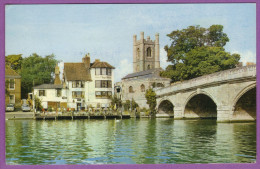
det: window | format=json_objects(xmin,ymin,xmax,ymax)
[
  {"xmin": 147, "ymin": 47, "xmax": 151, "ymax": 57},
  {"xmin": 137, "ymin": 48, "xmax": 140, "ymax": 60},
  {"xmin": 102, "ymin": 68, "xmax": 107, "ymax": 75},
  {"xmin": 95, "ymin": 68, "xmax": 101, "ymax": 75},
  {"xmin": 72, "ymin": 81, "xmax": 84, "ymax": 88},
  {"xmin": 9, "ymin": 95, "xmax": 15, "ymax": 104},
  {"xmin": 141, "ymin": 84, "xmax": 145, "ymax": 92},
  {"xmin": 129, "ymin": 86, "xmax": 134, "ymax": 93},
  {"xmin": 96, "ymin": 68, "xmax": 111, "ymax": 76},
  {"xmin": 72, "ymin": 91, "xmax": 84, "ymax": 99},
  {"xmin": 95, "ymin": 80, "xmax": 101, "ymax": 88},
  {"xmin": 95, "ymin": 91, "xmax": 112, "ymax": 98},
  {"xmin": 39, "ymin": 90, "xmax": 46, "ymax": 96},
  {"xmin": 102, "ymin": 80, "xmax": 108, "ymax": 88},
  {"xmin": 72, "ymin": 81, "xmax": 76, "ymax": 88},
  {"xmin": 95, "ymin": 80, "xmax": 112, "ymax": 88},
  {"xmin": 107, "ymin": 91, "xmax": 112, "ymax": 96},
  {"xmin": 107, "ymin": 68, "xmax": 111, "ymax": 76},
  {"xmin": 95, "ymin": 91, "xmax": 101, "ymax": 97},
  {"xmin": 56, "ymin": 89, "xmax": 61, "ymax": 97},
  {"xmin": 108, "ymin": 81, "xmax": 112, "ymax": 88},
  {"xmin": 9, "ymin": 79, "xmax": 15, "ymax": 89},
  {"xmin": 147, "ymin": 65, "xmax": 151, "ymax": 70}
]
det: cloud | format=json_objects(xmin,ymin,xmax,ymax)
[
  {"xmin": 231, "ymin": 50, "xmax": 256, "ymax": 66},
  {"xmin": 114, "ymin": 59, "xmax": 133, "ymax": 82},
  {"xmin": 160, "ymin": 47, "xmax": 169, "ymax": 69}
]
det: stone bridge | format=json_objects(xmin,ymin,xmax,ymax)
[{"xmin": 155, "ymin": 65, "xmax": 256, "ymax": 122}]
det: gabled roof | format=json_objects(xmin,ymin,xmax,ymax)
[
  {"xmin": 90, "ymin": 61, "xmax": 115, "ymax": 69},
  {"xmin": 64, "ymin": 63, "xmax": 92, "ymax": 81},
  {"xmin": 122, "ymin": 68, "xmax": 163, "ymax": 80},
  {"xmin": 5, "ymin": 66, "xmax": 21, "ymax": 78},
  {"xmin": 33, "ymin": 84, "xmax": 63, "ymax": 89}
]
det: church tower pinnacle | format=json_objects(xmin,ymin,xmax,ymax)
[{"xmin": 133, "ymin": 32, "xmax": 160, "ymax": 73}]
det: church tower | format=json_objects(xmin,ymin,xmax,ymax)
[{"xmin": 133, "ymin": 32, "xmax": 160, "ymax": 73}]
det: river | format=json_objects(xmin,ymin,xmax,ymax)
[{"xmin": 5, "ymin": 118, "xmax": 256, "ymax": 164}]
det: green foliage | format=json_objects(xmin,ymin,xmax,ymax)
[
  {"xmin": 48, "ymin": 106, "xmax": 53, "ymax": 112},
  {"xmin": 34, "ymin": 95, "xmax": 43, "ymax": 111},
  {"xmin": 123, "ymin": 99, "xmax": 139, "ymax": 111},
  {"xmin": 110, "ymin": 95, "xmax": 122, "ymax": 110},
  {"xmin": 162, "ymin": 25, "xmax": 240, "ymax": 82},
  {"xmin": 21, "ymin": 53, "xmax": 58, "ymax": 98},
  {"xmin": 145, "ymin": 88, "xmax": 157, "ymax": 116},
  {"xmin": 5, "ymin": 54, "xmax": 23, "ymax": 73}
]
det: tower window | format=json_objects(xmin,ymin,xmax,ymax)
[
  {"xmin": 137, "ymin": 48, "xmax": 140, "ymax": 60},
  {"xmin": 129, "ymin": 86, "xmax": 134, "ymax": 93},
  {"xmin": 141, "ymin": 84, "xmax": 145, "ymax": 92},
  {"xmin": 147, "ymin": 47, "xmax": 151, "ymax": 57},
  {"xmin": 147, "ymin": 65, "xmax": 151, "ymax": 70}
]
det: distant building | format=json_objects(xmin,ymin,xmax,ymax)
[
  {"xmin": 246, "ymin": 62, "xmax": 256, "ymax": 66},
  {"xmin": 119, "ymin": 32, "xmax": 171, "ymax": 108},
  {"xmin": 5, "ymin": 66, "xmax": 21, "ymax": 108},
  {"xmin": 33, "ymin": 54, "xmax": 115, "ymax": 111}
]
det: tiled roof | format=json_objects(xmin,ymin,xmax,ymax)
[
  {"xmin": 122, "ymin": 68, "xmax": 163, "ymax": 80},
  {"xmin": 5, "ymin": 66, "xmax": 21, "ymax": 78},
  {"xmin": 64, "ymin": 63, "xmax": 92, "ymax": 81},
  {"xmin": 33, "ymin": 84, "xmax": 63, "ymax": 89},
  {"xmin": 91, "ymin": 61, "xmax": 115, "ymax": 69}
]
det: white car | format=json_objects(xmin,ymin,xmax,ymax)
[
  {"xmin": 21, "ymin": 104, "xmax": 31, "ymax": 112},
  {"xmin": 6, "ymin": 104, "xmax": 15, "ymax": 112}
]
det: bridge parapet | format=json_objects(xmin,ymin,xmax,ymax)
[{"xmin": 156, "ymin": 65, "xmax": 256, "ymax": 97}]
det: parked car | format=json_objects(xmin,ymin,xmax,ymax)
[
  {"xmin": 21, "ymin": 104, "xmax": 31, "ymax": 112},
  {"xmin": 6, "ymin": 104, "xmax": 15, "ymax": 112}
]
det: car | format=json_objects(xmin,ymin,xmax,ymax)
[
  {"xmin": 6, "ymin": 104, "xmax": 15, "ymax": 112},
  {"xmin": 21, "ymin": 104, "xmax": 31, "ymax": 112}
]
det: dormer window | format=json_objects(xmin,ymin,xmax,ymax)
[{"xmin": 72, "ymin": 81, "xmax": 84, "ymax": 88}]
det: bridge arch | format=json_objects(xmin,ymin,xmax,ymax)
[
  {"xmin": 184, "ymin": 91, "xmax": 217, "ymax": 119},
  {"xmin": 157, "ymin": 99, "xmax": 174, "ymax": 117},
  {"xmin": 232, "ymin": 83, "xmax": 256, "ymax": 121}
]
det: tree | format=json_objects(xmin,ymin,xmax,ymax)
[
  {"xmin": 21, "ymin": 53, "xmax": 58, "ymax": 98},
  {"xmin": 34, "ymin": 95, "xmax": 43, "ymax": 111},
  {"xmin": 123, "ymin": 99, "xmax": 138, "ymax": 111},
  {"xmin": 5, "ymin": 54, "xmax": 23, "ymax": 73},
  {"xmin": 110, "ymin": 95, "xmax": 122, "ymax": 110},
  {"xmin": 145, "ymin": 88, "xmax": 157, "ymax": 116},
  {"xmin": 162, "ymin": 25, "xmax": 240, "ymax": 82}
]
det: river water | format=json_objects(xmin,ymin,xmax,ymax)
[{"xmin": 5, "ymin": 118, "xmax": 256, "ymax": 164}]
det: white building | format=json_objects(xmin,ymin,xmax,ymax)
[{"xmin": 33, "ymin": 55, "xmax": 115, "ymax": 111}]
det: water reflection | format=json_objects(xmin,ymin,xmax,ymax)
[{"xmin": 6, "ymin": 119, "xmax": 256, "ymax": 164}]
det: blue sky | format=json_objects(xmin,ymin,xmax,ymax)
[{"xmin": 5, "ymin": 3, "xmax": 256, "ymax": 82}]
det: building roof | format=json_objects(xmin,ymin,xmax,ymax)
[
  {"xmin": 90, "ymin": 61, "xmax": 115, "ymax": 69},
  {"xmin": 64, "ymin": 63, "xmax": 92, "ymax": 81},
  {"xmin": 122, "ymin": 68, "xmax": 163, "ymax": 80},
  {"xmin": 33, "ymin": 84, "xmax": 63, "ymax": 89},
  {"xmin": 5, "ymin": 66, "xmax": 21, "ymax": 78}
]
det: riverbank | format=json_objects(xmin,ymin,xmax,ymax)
[{"xmin": 5, "ymin": 111, "xmax": 34, "ymax": 120}]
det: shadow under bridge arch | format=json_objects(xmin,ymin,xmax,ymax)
[
  {"xmin": 157, "ymin": 100, "xmax": 174, "ymax": 118},
  {"xmin": 184, "ymin": 93, "xmax": 217, "ymax": 120}
]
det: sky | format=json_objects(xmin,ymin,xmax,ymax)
[{"xmin": 5, "ymin": 3, "xmax": 256, "ymax": 82}]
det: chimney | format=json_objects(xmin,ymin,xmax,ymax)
[
  {"xmin": 54, "ymin": 64, "xmax": 62, "ymax": 85},
  {"xmin": 82, "ymin": 53, "xmax": 90, "ymax": 68}
]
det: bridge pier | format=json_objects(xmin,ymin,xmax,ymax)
[
  {"xmin": 173, "ymin": 107, "xmax": 184, "ymax": 120},
  {"xmin": 217, "ymin": 106, "xmax": 233, "ymax": 122}
]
